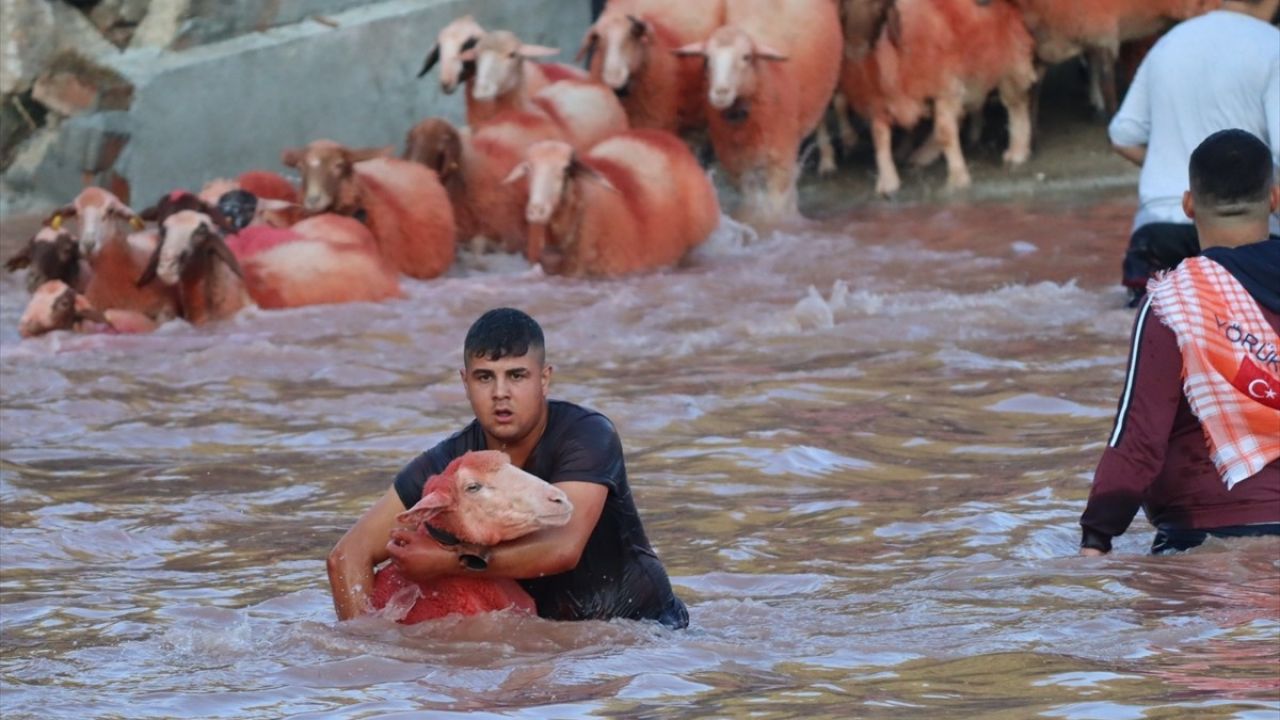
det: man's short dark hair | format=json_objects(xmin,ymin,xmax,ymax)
[
  {"xmin": 464, "ymin": 307, "xmax": 545, "ymax": 364},
  {"xmin": 1189, "ymin": 129, "xmax": 1275, "ymax": 217}
]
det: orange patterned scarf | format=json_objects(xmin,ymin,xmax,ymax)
[{"xmin": 1148, "ymin": 256, "xmax": 1280, "ymax": 489}]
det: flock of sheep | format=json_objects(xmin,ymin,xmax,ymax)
[{"xmin": 5, "ymin": 0, "xmax": 1218, "ymax": 338}]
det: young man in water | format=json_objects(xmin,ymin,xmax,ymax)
[
  {"xmin": 327, "ymin": 307, "xmax": 689, "ymax": 627},
  {"xmin": 1108, "ymin": 0, "xmax": 1279, "ymax": 307},
  {"xmin": 1079, "ymin": 129, "xmax": 1280, "ymax": 556}
]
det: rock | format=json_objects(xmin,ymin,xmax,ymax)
[
  {"xmin": 129, "ymin": 0, "xmax": 193, "ymax": 50},
  {"xmin": 0, "ymin": 0, "xmax": 119, "ymax": 96},
  {"xmin": 88, "ymin": 0, "xmax": 154, "ymax": 49},
  {"xmin": 31, "ymin": 53, "xmax": 134, "ymax": 116}
]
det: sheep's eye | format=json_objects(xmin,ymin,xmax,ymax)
[
  {"xmin": 465, "ymin": 483, "xmax": 482, "ymax": 493},
  {"xmin": 742, "ymin": 54, "xmax": 751, "ymax": 62}
]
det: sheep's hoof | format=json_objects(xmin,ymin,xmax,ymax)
[
  {"xmin": 944, "ymin": 172, "xmax": 972, "ymax": 193},
  {"xmin": 875, "ymin": 177, "xmax": 901, "ymax": 197},
  {"xmin": 1003, "ymin": 148, "xmax": 1030, "ymax": 167}
]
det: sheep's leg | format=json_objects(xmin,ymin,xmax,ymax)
[
  {"xmin": 1085, "ymin": 44, "xmax": 1119, "ymax": 119},
  {"xmin": 999, "ymin": 68, "xmax": 1034, "ymax": 167},
  {"xmin": 815, "ymin": 115, "xmax": 838, "ymax": 176},
  {"xmin": 833, "ymin": 91, "xmax": 857, "ymax": 155},
  {"xmin": 872, "ymin": 117, "xmax": 901, "ymax": 197},
  {"xmin": 935, "ymin": 94, "xmax": 971, "ymax": 192},
  {"xmin": 909, "ymin": 134, "xmax": 943, "ymax": 167},
  {"xmin": 767, "ymin": 159, "xmax": 800, "ymax": 221}
]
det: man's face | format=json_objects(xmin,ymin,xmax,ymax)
[{"xmin": 462, "ymin": 352, "xmax": 552, "ymax": 445}]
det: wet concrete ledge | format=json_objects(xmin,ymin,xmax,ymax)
[{"xmin": 0, "ymin": 0, "xmax": 594, "ymax": 214}]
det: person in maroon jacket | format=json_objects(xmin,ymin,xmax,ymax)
[{"xmin": 1080, "ymin": 129, "xmax": 1280, "ymax": 555}]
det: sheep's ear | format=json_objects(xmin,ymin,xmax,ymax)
[
  {"xmin": 4, "ymin": 241, "xmax": 33, "ymax": 272},
  {"xmin": 207, "ymin": 230, "xmax": 244, "ymax": 279},
  {"xmin": 885, "ymin": 5, "xmax": 903, "ymax": 48},
  {"xmin": 575, "ymin": 29, "xmax": 598, "ymax": 63},
  {"xmin": 106, "ymin": 202, "xmax": 144, "ymax": 229},
  {"xmin": 396, "ymin": 489, "xmax": 451, "ymax": 525},
  {"xmin": 458, "ymin": 47, "xmax": 478, "ymax": 62},
  {"xmin": 572, "ymin": 159, "xmax": 618, "ymax": 193},
  {"xmin": 43, "ymin": 204, "xmax": 77, "ymax": 227},
  {"xmin": 672, "ymin": 41, "xmax": 705, "ymax": 57},
  {"xmin": 136, "ymin": 236, "xmax": 163, "ymax": 287},
  {"xmin": 627, "ymin": 15, "xmax": 651, "ymax": 41},
  {"xmin": 502, "ymin": 162, "xmax": 530, "ymax": 185},
  {"xmin": 517, "ymin": 43, "xmax": 560, "ymax": 59},
  {"xmin": 417, "ymin": 44, "xmax": 441, "ymax": 78},
  {"xmin": 280, "ymin": 148, "xmax": 302, "ymax": 168},
  {"xmin": 752, "ymin": 43, "xmax": 789, "ymax": 62}
]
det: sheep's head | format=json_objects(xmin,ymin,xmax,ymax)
[
  {"xmin": 138, "ymin": 210, "xmax": 242, "ymax": 287},
  {"xmin": 46, "ymin": 187, "xmax": 143, "ymax": 258},
  {"xmin": 464, "ymin": 31, "xmax": 560, "ymax": 102},
  {"xmin": 675, "ymin": 26, "xmax": 788, "ymax": 110},
  {"xmin": 418, "ymin": 15, "xmax": 485, "ymax": 93},
  {"xmin": 579, "ymin": 13, "xmax": 653, "ymax": 91},
  {"xmin": 18, "ymin": 280, "xmax": 110, "ymax": 338},
  {"xmin": 396, "ymin": 450, "xmax": 573, "ymax": 547},
  {"xmin": 403, "ymin": 118, "xmax": 464, "ymax": 185},
  {"xmin": 281, "ymin": 140, "xmax": 389, "ymax": 214},
  {"xmin": 503, "ymin": 140, "xmax": 616, "ymax": 226},
  {"xmin": 5, "ymin": 226, "xmax": 82, "ymax": 293}
]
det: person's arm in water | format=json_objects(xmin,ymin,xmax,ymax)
[
  {"xmin": 327, "ymin": 487, "xmax": 403, "ymax": 620},
  {"xmin": 386, "ymin": 481, "xmax": 607, "ymax": 579},
  {"xmin": 1079, "ymin": 298, "xmax": 1183, "ymax": 555},
  {"xmin": 1108, "ymin": 40, "xmax": 1153, "ymax": 169}
]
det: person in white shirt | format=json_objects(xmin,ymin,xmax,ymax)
[{"xmin": 1108, "ymin": 0, "xmax": 1280, "ymax": 307}]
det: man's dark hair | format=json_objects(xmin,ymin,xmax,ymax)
[
  {"xmin": 1189, "ymin": 129, "xmax": 1275, "ymax": 218},
  {"xmin": 464, "ymin": 307, "xmax": 546, "ymax": 363}
]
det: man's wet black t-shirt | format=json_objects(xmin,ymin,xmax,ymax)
[{"xmin": 393, "ymin": 400, "xmax": 688, "ymax": 628}]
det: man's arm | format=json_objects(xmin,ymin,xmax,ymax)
[
  {"xmin": 1078, "ymin": 298, "xmax": 1184, "ymax": 555},
  {"xmin": 1108, "ymin": 45, "xmax": 1152, "ymax": 168},
  {"xmin": 387, "ymin": 480, "xmax": 608, "ymax": 580},
  {"xmin": 1112, "ymin": 144, "xmax": 1147, "ymax": 167},
  {"xmin": 327, "ymin": 487, "xmax": 404, "ymax": 620}
]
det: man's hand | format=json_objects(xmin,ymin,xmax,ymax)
[
  {"xmin": 1079, "ymin": 547, "xmax": 1107, "ymax": 557},
  {"xmin": 386, "ymin": 526, "xmax": 469, "ymax": 580}
]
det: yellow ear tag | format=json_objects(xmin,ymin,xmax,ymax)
[
  {"xmin": 50, "ymin": 215, "xmax": 63, "ymax": 230},
  {"xmin": 130, "ymin": 216, "xmax": 145, "ymax": 230}
]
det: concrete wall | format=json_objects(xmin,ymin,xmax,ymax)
[{"xmin": 1, "ymin": 0, "xmax": 593, "ymax": 213}]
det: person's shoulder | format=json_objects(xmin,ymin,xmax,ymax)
[{"xmin": 548, "ymin": 400, "xmax": 620, "ymax": 441}]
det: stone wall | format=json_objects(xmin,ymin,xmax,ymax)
[{"xmin": 0, "ymin": 0, "xmax": 593, "ymax": 214}]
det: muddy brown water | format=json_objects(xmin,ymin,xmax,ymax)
[{"xmin": 1, "ymin": 187, "xmax": 1278, "ymax": 720}]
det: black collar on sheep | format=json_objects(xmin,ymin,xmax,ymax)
[{"xmin": 423, "ymin": 522, "xmax": 490, "ymax": 571}]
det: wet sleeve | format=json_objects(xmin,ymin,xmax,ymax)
[
  {"xmin": 1079, "ymin": 298, "xmax": 1183, "ymax": 550},
  {"xmin": 1108, "ymin": 52, "xmax": 1151, "ymax": 148},
  {"xmin": 548, "ymin": 414, "xmax": 624, "ymax": 494},
  {"xmin": 393, "ymin": 444, "xmax": 454, "ymax": 511}
]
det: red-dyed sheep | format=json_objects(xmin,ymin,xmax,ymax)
[
  {"xmin": 839, "ymin": 0, "xmax": 1037, "ymax": 196},
  {"xmin": 404, "ymin": 115, "xmax": 562, "ymax": 254},
  {"xmin": 18, "ymin": 280, "xmax": 157, "ymax": 338},
  {"xmin": 675, "ymin": 0, "xmax": 843, "ymax": 225},
  {"xmin": 505, "ymin": 129, "xmax": 721, "ymax": 277},
  {"xmin": 5, "ymin": 226, "xmax": 86, "ymax": 294},
  {"xmin": 1003, "ymin": 0, "xmax": 1220, "ymax": 115},
  {"xmin": 371, "ymin": 451, "xmax": 573, "ymax": 623},
  {"xmin": 580, "ymin": 0, "xmax": 727, "ymax": 134},
  {"xmin": 281, "ymin": 140, "xmax": 457, "ymax": 280}
]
